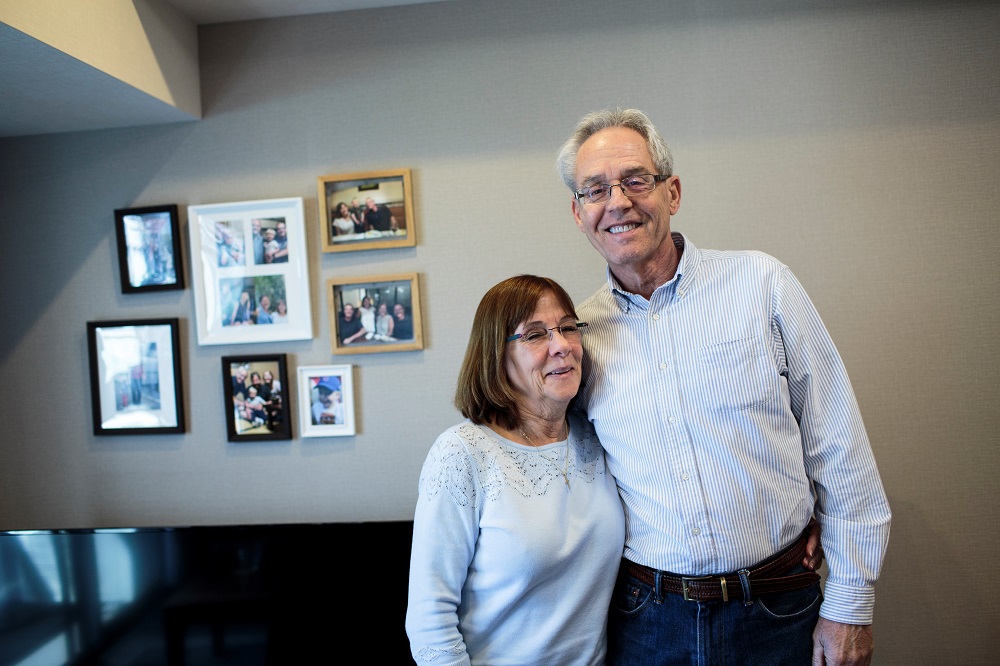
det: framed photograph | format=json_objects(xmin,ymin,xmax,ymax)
[
  {"xmin": 326, "ymin": 272, "xmax": 423, "ymax": 355},
  {"xmin": 318, "ymin": 169, "xmax": 416, "ymax": 253},
  {"xmin": 222, "ymin": 354, "xmax": 291, "ymax": 442},
  {"xmin": 114, "ymin": 204, "xmax": 184, "ymax": 293},
  {"xmin": 298, "ymin": 365, "xmax": 356, "ymax": 437},
  {"xmin": 188, "ymin": 197, "xmax": 312, "ymax": 346},
  {"xmin": 87, "ymin": 318, "xmax": 184, "ymax": 435}
]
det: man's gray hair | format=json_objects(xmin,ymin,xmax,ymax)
[{"xmin": 556, "ymin": 108, "xmax": 674, "ymax": 191}]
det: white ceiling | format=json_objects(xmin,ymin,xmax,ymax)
[{"xmin": 0, "ymin": 0, "xmax": 456, "ymax": 139}]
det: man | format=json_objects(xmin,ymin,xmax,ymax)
[
  {"xmin": 231, "ymin": 366, "xmax": 249, "ymax": 401},
  {"xmin": 557, "ymin": 109, "xmax": 891, "ymax": 665},
  {"xmin": 251, "ymin": 218, "xmax": 265, "ymax": 264},
  {"xmin": 362, "ymin": 197, "xmax": 397, "ymax": 232},
  {"xmin": 270, "ymin": 220, "xmax": 289, "ymax": 263},
  {"xmin": 392, "ymin": 303, "xmax": 413, "ymax": 340},
  {"xmin": 339, "ymin": 303, "xmax": 368, "ymax": 344}
]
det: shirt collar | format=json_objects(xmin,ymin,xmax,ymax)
[{"xmin": 606, "ymin": 232, "xmax": 697, "ymax": 308}]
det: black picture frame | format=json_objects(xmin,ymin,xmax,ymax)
[
  {"xmin": 87, "ymin": 318, "xmax": 185, "ymax": 435},
  {"xmin": 114, "ymin": 204, "xmax": 185, "ymax": 293},
  {"xmin": 222, "ymin": 354, "xmax": 292, "ymax": 442}
]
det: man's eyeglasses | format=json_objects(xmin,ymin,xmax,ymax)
[
  {"xmin": 574, "ymin": 173, "xmax": 669, "ymax": 205},
  {"xmin": 507, "ymin": 322, "xmax": 588, "ymax": 345}
]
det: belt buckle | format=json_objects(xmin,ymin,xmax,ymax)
[{"xmin": 680, "ymin": 575, "xmax": 714, "ymax": 602}]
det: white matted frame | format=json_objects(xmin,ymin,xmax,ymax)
[
  {"xmin": 298, "ymin": 365, "xmax": 356, "ymax": 437},
  {"xmin": 318, "ymin": 169, "xmax": 415, "ymax": 253},
  {"xmin": 326, "ymin": 272, "xmax": 423, "ymax": 355},
  {"xmin": 188, "ymin": 197, "xmax": 312, "ymax": 345}
]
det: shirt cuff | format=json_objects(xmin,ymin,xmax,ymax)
[{"xmin": 819, "ymin": 580, "xmax": 875, "ymax": 625}]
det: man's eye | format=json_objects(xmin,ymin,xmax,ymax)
[{"xmin": 584, "ymin": 186, "xmax": 608, "ymax": 200}]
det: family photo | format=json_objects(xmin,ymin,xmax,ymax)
[
  {"xmin": 327, "ymin": 273, "xmax": 423, "ymax": 354},
  {"xmin": 223, "ymin": 355, "xmax": 291, "ymax": 441}
]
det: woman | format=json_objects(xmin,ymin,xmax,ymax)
[
  {"xmin": 331, "ymin": 202, "xmax": 358, "ymax": 236},
  {"xmin": 358, "ymin": 295, "xmax": 376, "ymax": 341},
  {"xmin": 228, "ymin": 291, "xmax": 253, "ymax": 326},
  {"xmin": 271, "ymin": 299, "xmax": 289, "ymax": 323},
  {"xmin": 405, "ymin": 275, "xmax": 625, "ymax": 665},
  {"xmin": 374, "ymin": 302, "xmax": 394, "ymax": 340}
]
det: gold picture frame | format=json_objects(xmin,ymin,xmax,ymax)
[
  {"xmin": 318, "ymin": 169, "xmax": 416, "ymax": 253},
  {"xmin": 326, "ymin": 272, "xmax": 423, "ymax": 354}
]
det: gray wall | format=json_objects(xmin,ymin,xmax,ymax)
[{"xmin": 1, "ymin": 0, "xmax": 997, "ymax": 662}]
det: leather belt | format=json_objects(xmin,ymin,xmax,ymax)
[{"xmin": 624, "ymin": 530, "xmax": 821, "ymax": 603}]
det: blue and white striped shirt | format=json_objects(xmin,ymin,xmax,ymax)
[{"xmin": 576, "ymin": 232, "xmax": 891, "ymax": 624}]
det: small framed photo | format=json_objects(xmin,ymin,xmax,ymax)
[
  {"xmin": 318, "ymin": 169, "xmax": 416, "ymax": 253},
  {"xmin": 298, "ymin": 365, "xmax": 356, "ymax": 437},
  {"xmin": 114, "ymin": 204, "xmax": 184, "ymax": 293},
  {"xmin": 326, "ymin": 272, "xmax": 423, "ymax": 355},
  {"xmin": 222, "ymin": 354, "xmax": 291, "ymax": 442},
  {"xmin": 87, "ymin": 318, "xmax": 184, "ymax": 435},
  {"xmin": 188, "ymin": 197, "xmax": 312, "ymax": 346}
]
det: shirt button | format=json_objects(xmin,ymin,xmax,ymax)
[
  {"xmin": 691, "ymin": 527, "xmax": 701, "ymax": 536},
  {"xmin": 681, "ymin": 472, "xmax": 689, "ymax": 480},
  {"xmin": 659, "ymin": 362, "xmax": 667, "ymax": 370},
  {"xmin": 652, "ymin": 313, "xmax": 660, "ymax": 321},
  {"xmin": 668, "ymin": 416, "xmax": 677, "ymax": 424}
]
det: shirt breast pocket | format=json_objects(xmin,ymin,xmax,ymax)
[{"xmin": 696, "ymin": 336, "xmax": 778, "ymax": 412}]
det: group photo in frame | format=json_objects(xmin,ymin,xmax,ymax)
[
  {"xmin": 326, "ymin": 272, "xmax": 423, "ymax": 355},
  {"xmin": 297, "ymin": 365, "xmax": 356, "ymax": 437},
  {"xmin": 86, "ymin": 318, "xmax": 184, "ymax": 435},
  {"xmin": 114, "ymin": 204, "xmax": 184, "ymax": 293},
  {"xmin": 222, "ymin": 354, "xmax": 291, "ymax": 442},
  {"xmin": 188, "ymin": 197, "xmax": 312, "ymax": 346},
  {"xmin": 318, "ymin": 169, "xmax": 416, "ymax": 253}
]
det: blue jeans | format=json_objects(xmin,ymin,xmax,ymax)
[{"xmin": 606, "ymin": 563, "xmax": 821, "ymax": 665}]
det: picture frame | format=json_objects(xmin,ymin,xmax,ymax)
[
  {"xmin": 222, "ymin": 354, "xmax": 292, "ymax": 442},
  {"xmin": 87, "ymin": 318, "xmax": 184, "ymax": 435},
  {"xmin": 326, "ymin": 272, "xmax": 423, "ymax": 355},
  {"xmin": 188, "ymin": 197, "xmax": 312, "ymax": 346},
  {"xmin": 297, "ymin": 365, "xmax": 356, "ymax": 437},
  {"xmin": 114, "ymin": 204, "xmax": 184, "ymax": 293},
  {"xmin": 318, "ymin": 169, "xmax": 416, "ymax": 253}
]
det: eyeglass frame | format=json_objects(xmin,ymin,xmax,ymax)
[
  {"xmin": 573, "ymin": 173, "xmax": 670, "ymax": 205},
  {"xmin": 506, "ymin": 322, "xmax": 588, "ymax": 344}
]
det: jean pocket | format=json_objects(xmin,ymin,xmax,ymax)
[
  {"xmin": 756, "ymin": 583, "xmax": 822, "ymax": 619},
  {"xmin": 610, "ymin": 576, "xmax": 655, "ymax": 617}
]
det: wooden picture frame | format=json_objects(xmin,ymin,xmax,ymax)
[
  {"xmin": 114, "ymin": 204, "xmax": 184, "ymax": 293},
  {"xmin": 87, "ymin": 318, "xmax": 184, "ymax": 435},
  {"xmin": 298, "ymin": 365, "xmax": 356, "ymax": 437},
  {"xmin": 318, "ymin": 169, "xmax": 416, "ymax": 253},
  {"xmin": 188, "ymin": 197, "xmax": 312, "ymax": 345},
  {"xmin": 326, "ymin": 272, "xmax": 423, "ymax": 355},
  {"xmin": 222, "ymin": 354, "xmax": 292, "ymax": 442}
]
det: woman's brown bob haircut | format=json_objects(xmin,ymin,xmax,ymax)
[{"xmin": 454, "ymin": 275, "xmax": 579, "ymax": 431}]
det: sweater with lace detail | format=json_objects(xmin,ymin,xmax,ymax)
[{"xmin": 405, "ymin": 409, "xmax": 625, "ymax": 666}]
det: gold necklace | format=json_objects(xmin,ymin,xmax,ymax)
[{"xmin": 519, "ymin": 425, "xmax": 571, "ymax": 489}]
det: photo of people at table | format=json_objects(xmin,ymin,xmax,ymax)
[
  {"xmin": 324, "ymin": 176, "xmax": 408, "ymax": 243},
  {"xmin": 335, "ymin": 280, "xmax": 415, "ymax": 345},
  {"xmin": 220, "ymin": 275, "xmax": 289, "ymax": 327},
  {"xmin": 229, "ymin": 360, "xmax": 284, "ymax": 435}
]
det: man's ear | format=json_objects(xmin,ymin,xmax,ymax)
[
  {"xmin": 666, "ymin": 176, "xmax": 682, "ymax": 215},
  {"xmin": 571, "ymin": 199, "xmax": 586, "ymax": 232}
]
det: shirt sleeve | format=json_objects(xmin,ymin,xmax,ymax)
[
  {"xmin": 774, "ymin": 267, "xmax": 891, "ymax": 624},
  {"xmin": 406, "ymin": 431, "xmax": 479, "ymax": 666}
]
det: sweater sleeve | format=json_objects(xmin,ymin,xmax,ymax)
[{"xmin": 405, "ymin": 430, "xmax": 479, "ymax": 666}]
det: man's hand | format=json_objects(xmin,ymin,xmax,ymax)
[
  {"xmin": 803, "ymin": 517, "xmax": 824, "ymax": 570},
  {"xmin": 812, "ymin": 617, "xmax": 873, "ymax": 666}
]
